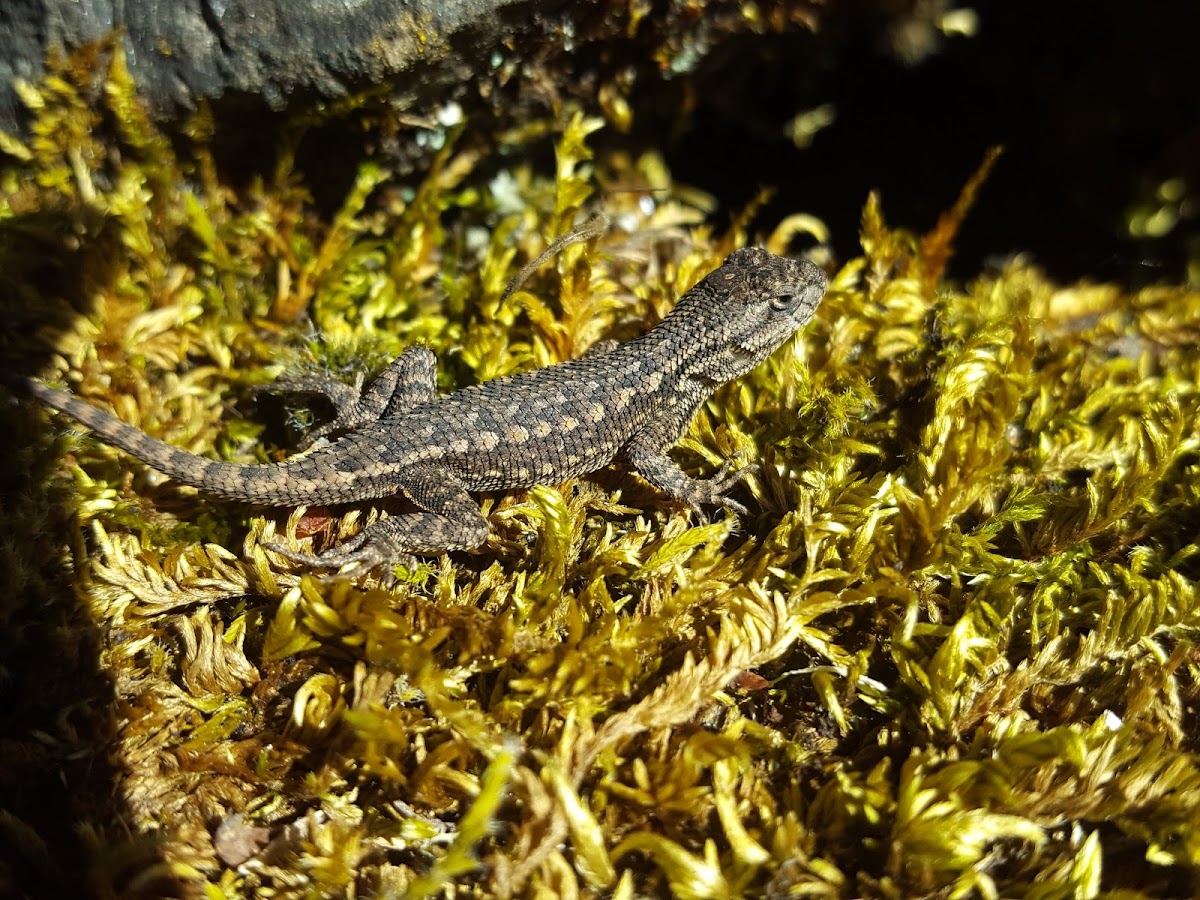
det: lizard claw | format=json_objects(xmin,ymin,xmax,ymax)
[{"xmin": 708, "ymin": 457, "xmax": 758, "ymax": 515}]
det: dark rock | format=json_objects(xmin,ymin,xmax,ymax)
[{"xmin": 0, "ymin": 0, "xmax": 528, "ymax": 130}]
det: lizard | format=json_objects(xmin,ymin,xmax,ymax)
[{"xmin": 7, "ymin": 245, "xmax": 827, "ymax": 574}]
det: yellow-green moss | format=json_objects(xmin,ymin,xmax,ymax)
[{"xmin": 2, "ymin": 42, "xmax": 1200, "ymax": 900}]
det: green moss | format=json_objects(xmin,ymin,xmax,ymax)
[{"xmin": 2, "ymin": 41, "xmax": 1200, "ymax": 900}]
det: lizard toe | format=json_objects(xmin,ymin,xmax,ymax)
[{"xmin": 718, "ymin": 496, "xmax": 749, "ymax": 517}]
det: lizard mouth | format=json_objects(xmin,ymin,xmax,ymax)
[{"xmin": 728, "ymin": 340, "xmax": 775, "ymax": 369}]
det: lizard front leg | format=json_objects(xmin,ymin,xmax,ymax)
[
  {"xmin": 271, "ymin": 347, "xmax": 437, "ymax": 447},
  {"xmin": 625, "ymin": 435, "xmax": 757, "ymax": 517},
  {"xmin": 269, "ymin": 463, "xmax": 488, "ymax": 575}
]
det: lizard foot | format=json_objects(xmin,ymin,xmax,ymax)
[
  {"xmin": 266, "ymin": 524, "xmax": 418, "ymax": 580},
  {"xmin": 260, "ymin": 373, "xmax": 368, "ymax": 449},
  {"xmin": 688, "ymin": 458, "xmax": 759, "ymax": 519}
]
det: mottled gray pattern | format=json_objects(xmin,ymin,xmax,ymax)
[{"xmin": 14, "ymin": 247, "xmax": 827, "ymax": 573}]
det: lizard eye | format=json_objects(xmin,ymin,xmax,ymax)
[{"xmin": 769, "ymin": 292, "xmax": 794, "ymax": 311}]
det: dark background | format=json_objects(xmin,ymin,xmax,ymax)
[{"xmin": 665, "ymin": 0, "xmax": 1199, "ymax": 286}]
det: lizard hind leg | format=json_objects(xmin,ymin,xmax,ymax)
[
  {"xmin": 269, "ymin": 347, "xmax": 438, "ymax": 448},
  {"xmin": 268, "ymin": 464, "xmax": 489, "ymax": 577}
]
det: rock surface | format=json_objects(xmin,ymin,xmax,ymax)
[{"xmin": 0, "ymin": 0, "xmax": 527, "ymax": 130}]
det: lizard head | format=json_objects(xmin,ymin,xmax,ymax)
[{"xmin": 669, "ymin": 246, "xmax": 827, "ymax": 384}]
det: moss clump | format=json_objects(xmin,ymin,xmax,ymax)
[{"xmin": 2, "ymin": 42, "xmax": 1200, "ymax": 900}]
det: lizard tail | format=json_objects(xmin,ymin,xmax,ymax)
[{"xmin": 11, "ymin": 374, "xmax": 323, "ymax": 505}]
